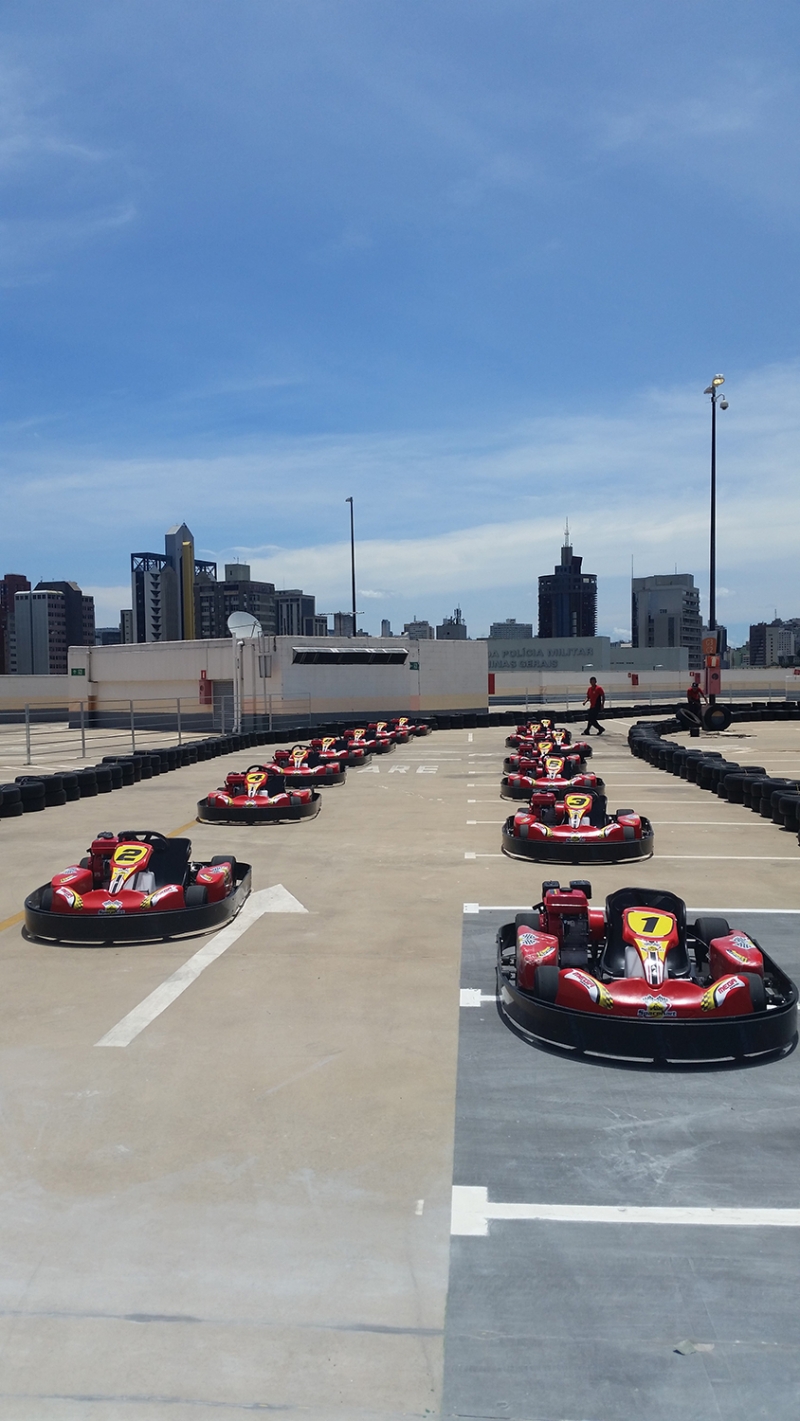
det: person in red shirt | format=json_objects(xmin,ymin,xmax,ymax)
[
  {"xmin": 583, "ymin": 676, "xmax": 605, "ymax": 735},
  {"xmin": 687, "ymin": 680, "xmax": 706, "ymax": 710}
]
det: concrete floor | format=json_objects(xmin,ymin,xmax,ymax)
[{"xmin": 0, "ymin": 718, "xmax": 798, "ymax": 1419}]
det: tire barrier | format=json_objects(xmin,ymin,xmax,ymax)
[{"xmin": 628, "ymin": 708, "xmax": 800, "ymax": 847}]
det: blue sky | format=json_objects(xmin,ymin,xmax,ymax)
[{"xmin": 3, "ymin": 1, "xmax": 799, "ymax": 642}]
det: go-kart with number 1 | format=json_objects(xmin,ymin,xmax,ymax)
[
  {"xmin": 197, "ymin": 766, "xmax": 321, "ymax": 824},
  {"xmin": 24, "ymin": 830, "xmax": 251, "ymax": 944},
  {"xmin": 502, "ymin": 790, "xmax": 653, "ymax": 863},
  {"xmin": 496, "ymin": 881, "xmax": 797, "ymax": 1062}
]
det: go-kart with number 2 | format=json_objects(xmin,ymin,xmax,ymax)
[
  {"xmin": 496, "ymin": 882, "xmax": 797, "ymax": 1062},
  {"xmin": 197, "ymin": 765, "xmax": 321, "ymax": 824},
  {"xmin": 502, "ymin": 790, "xmax": 653, "ymax": 863},
  {"xmin": 24, "ymin": 830, "xmax": 251, "ymax": 944}
]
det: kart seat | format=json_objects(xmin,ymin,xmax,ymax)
[
  {"xmin": 118, "ymin": 834, "xmax": 192, "ymax": 889},
  {"xmin": 602, "ymin": 887, "xmax": 689, "ymax": 979}
]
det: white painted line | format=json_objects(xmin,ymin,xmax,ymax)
[
  {"xmin": 659, "ymin": 855, "xmax": 800, "ymax": 861},
  {"xmin": 467, "ymin": 732, "xmax": 473, "ymax": 743},
  {"xmin": 464, "ymin": 852, "xmax": 477, "ymax": 860},
  {"xmin": 467, "ymin": 820, "xmax": 504, "ymax": 825},
  {"xmin": 653, "ymin": 821, "xmax": 770, "ymax": 825},
  {"xmin": 415, "ymin": 1199, "xmax": 425, "ymax": 1215},
  {"xmin": 451, "ymin": 1186, "xmax": 800, "ymax": 1237},
  {"xmin": 460, "ymin": 989, "xmax": 498, "ymax": 1007},
  {"xmin": 467, "ymin": 798, "xmax": 477, "ymax": 803},
  {"xmin": 462, "ymin": 905, "xmax": 800, "ymax": 914},
  {"xmin": 95, "ymin": 885, "xmax": 306, "ymax": 1048}
]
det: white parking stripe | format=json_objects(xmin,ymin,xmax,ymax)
[{"xmin": 451, "ymin": 1186, "xmax": 800, "ymax": 1237}]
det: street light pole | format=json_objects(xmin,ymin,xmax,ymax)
[
  {"xmin": 345, "ymin": 496, "xmax": 357, "ymax": 636},
  {"xmin": 703, "ymin": 374, "xmax": 728, "ymax": 704}
]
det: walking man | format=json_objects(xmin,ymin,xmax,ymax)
[{"xmin": 583, "ymin": 676, "xmax": 605, "ymax": 735}]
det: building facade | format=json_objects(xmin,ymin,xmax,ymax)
[
  {"xmin": 749, "ymin": 620, "xmax": 799, "ymax": 667},
  {"xmin": 436, "ymin": 607, "xmax": 467, "ymax": 640},
  {"xmin": 35, "ymin": 581, "xmax": 95, "ymax": 650},
  {"xmin": 131, "ymin": 524, "xmax": 217, "ymax": 642},
  {"xmin": 489, "ymin": 618, "xmax": 533, "ymax": 640},
  {"xmin": 538, "ymin": 535, "xmax": 597, "ymax": 638},
  {"xmin": 195, "ymin": 564, "xmax": 278, "ymax": 639},
  {"xmin": 13, "ymin": 590, "xmax": 68, "ymax": 674},
  {"xmin": 632, "ymin": 573, "xmax": 702, "ymax": 670},
  {"xmin": 0, "ymin": 572, "xmax": 31, "ymax": 674},
  {"xmin": 403, "ymin": 619, "xmax": 435, "ymax": 640}
]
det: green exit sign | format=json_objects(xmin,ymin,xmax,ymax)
[
  {"xmin": 409, "ymin": 661, "xmax": 419, "ymax": 670},
  {"xmin": 71, "ymin": 667, "xmax": 86, "ymax": 676}
]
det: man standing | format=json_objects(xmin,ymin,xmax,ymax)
[{"xmin": 583, "ymin": 676, "xmax": 605, "ymax": 735}]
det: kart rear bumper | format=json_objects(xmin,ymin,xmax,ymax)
[
  {"xmin": 501, "ymin": 817, "xmax": 654, "ymax": 863},
  {"xmin": 24, "ymin": 864, "xmax": 252, "ymax": 945},
  {"xmin": 196, "ymin": 797, "xmax": 320, "ymax": 824},
  {"xmin": 280, "ymin": 770, "xmax": 345, "ymax": 787},
  {"xmin": 500, "ymin": 777, "xmax": 606, "ymax": 801}
]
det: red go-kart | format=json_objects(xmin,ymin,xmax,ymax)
[
  {"xmin": 24, "ymin": 830, "xmax": 251, "ymax": 944},
  {"xmin": 501, "ymin": 754, "xmax": 604, "ymax": 801},
  {"xmin": 309, "ymin": 736, "xmax": 366, "ymax": 767},
  {"xmin": 268, "ymin": 746, "xmax": 347, "ymax": 785},
  {"xmin": 197, "ymin": 766, "xmax": 321, "ymax": 824},
  {"xmin": 502, "ymin": 790, "xmax": 653, "ymax": 863},
  {"xmin": 496, "ymin": 882, "xmax": 797, "ymax": 1062}
]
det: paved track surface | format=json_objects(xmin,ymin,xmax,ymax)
[{"xmin": 0, "ymin": 719, "xmax": 798, "ymax": 1419}]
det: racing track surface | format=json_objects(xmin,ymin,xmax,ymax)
[{"xmin": 0, "ymin": 716, "xmax": 799, "ymax": 1419}]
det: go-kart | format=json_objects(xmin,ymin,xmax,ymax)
[
  {"xmin": 502, "ymin": 790, "xmax": 653, "ymax": 863},
  {"xmin": 197, "ymin": 766, "xmax": 321, "ymax": 824},
  {"xmin": 309, "ymin": 735, "xmax": 367, "ymax": 767},
  {"xmin": 392, "ymin": 716, "xmax": 431, "ymax": 737},
  {"xmin": 497, "ymin": 882, "xmax": 798, "ymax": 1062},
  {"xmin": 504, "ymin": 744, "xmax": 584, "ymax": 775},
  {"xmin": 501, "ymin": 754, "xmax": 604, "ymax": 801},
  {"xmin": 24, "ymin": 830, "xmax": 251, "ymax": 944},
  {"xmin": 366, "ymin": 722, "xmax": 396, "ymax": 752},
  {"xmin": 268, "ymin": 746, "xmax": 347, "ymax": 785}
]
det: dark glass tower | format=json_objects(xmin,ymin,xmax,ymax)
[{"xmin": 538, "ymin": 527, "xmax": 597, "ymax": 638}]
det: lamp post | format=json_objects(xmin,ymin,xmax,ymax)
[
  {"xmin": 345, "ymin": 496, "xmax": 357, "ymax": 637},
  {"xmin": 703, "ymin": 375, "xmax": 729, "ymax": 703}
]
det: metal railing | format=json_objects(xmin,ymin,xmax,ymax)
[
  {"xmin": 213, "ymin": 693, "xmax": 312, "ymax": 734},
  {"xmin": 0, "ymin": 697, "xmax": 208, "ymax": 772}
]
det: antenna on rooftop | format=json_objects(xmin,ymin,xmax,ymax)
[{"xmin": 564, "ymin": 517, "xmax": 570, "ymax": 547}]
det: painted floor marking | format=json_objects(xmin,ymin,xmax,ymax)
[
  {"xmin": 460, "ymin": 989, "xmax": 498, "ymax": 1007},
  {"xmin": 463, "ymin": 904, "xmax": 800, "ymax": 914},
  {"xmin": 467, "ymin": 733, "xmax": 473, "ymax": 743},
  {"xmin": 464, "ymin": 852, "xmax": 503, "ymax": 859},
  {"xmin": 451, "ymin": 1186, "xmax": 800, "ymax": 1237},
  {"xmin": 659, "ymin": 855, "xmax": 800, "ymax": 861},
  {"xmin": 95, "ymin": 885, "xmax": 307, "ymax": 1048},
  {"xmin": 0, "ymin": 910, "xmax": 24, "ymax": 934}
]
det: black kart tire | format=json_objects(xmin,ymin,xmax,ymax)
[
  {"xmin": 211, "ymin": 854, "xmax": 237, "ymax": 875},
  {"xmin": 533, "ymin": 964, "xmax": 560, "ymax": 1002},
  {"xmin": 79, "ymin": 857, "xmax": 91, "ymax": 868},
  {"xmin": 693, "ymin": 916, "xmax": 731, "ymax": 946},
  {"xmin": 42, "ymin": 776, "xmax": 67, "ymax": 807},
  {"xmin": 185, "ymin": 884, "xmax": 208, "ymax": 907},
  {"xmin": 515, "ymin": 910, "xmax": 542, "ymax": 931},
  {"xmin": 77, "ymin": 770, "xmax": 98, "ymax": 798},
  {"xmin": 40, "ymin": 885, "xmax": 53, "ymax": 912},
  {"xmin": 743, "ymin": 971, "xmax": 767, "ymax": 1013}
]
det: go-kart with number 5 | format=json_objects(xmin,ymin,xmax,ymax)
[{"xmin": 24, "ymin": 830, "xmax": 251, "ymax": 944}]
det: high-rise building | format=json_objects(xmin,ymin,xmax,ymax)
[
  {"xmin": 489, "ymin": 618, "xmax": 533, "ymax": 640},
  {"xmin": 131, "ymin": 525, "xmax": 217, "ymax": 642},
  {"xmin": 631, "ymin": 574, "xmax": 702, "ymax": 669},
  {"xmin": 538, "ymin": 529, "xmax": 597, "ymax": 638},
  {"xmin": 275, "ymin": 590, "xmax": 318, "ymax": 637},
  {"xmin": 0, "ymin": 572, "xmax": 31, "ymax": 674},
  {"xmin": 13, "ymin": 590, "xmax": 68, "ymax": 674},
  {"xmin": 750, "ymin": 620, "xmax": 798, "ymax": 667},
  {"xmin": 96, "ymin": 627, "xmax": 122, "ymax": 646},
  {"xmin": 381, "ymin": 619, "xmax": 393, "ymax": 638},
  {"xmin": 403, "ymin": 619, "xmax": 435, "ymax": 640},
  {"xmin": 333, "ymin": 612, "xmax": 354, "ymax": 637},
  {"xmin": 195, "ymin": 564, "xmax": 278, "ymax": 639},
  {"xmin": 35, "ymin": 581, "xmax": 95, "ymax": 650},
  {"xmin": 437, "ymin": 607, "xmax": 467, "ymax": 640},
  {"xmin": 120, "ymin": 609, "xmax": 134, "ymax": 643}
]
